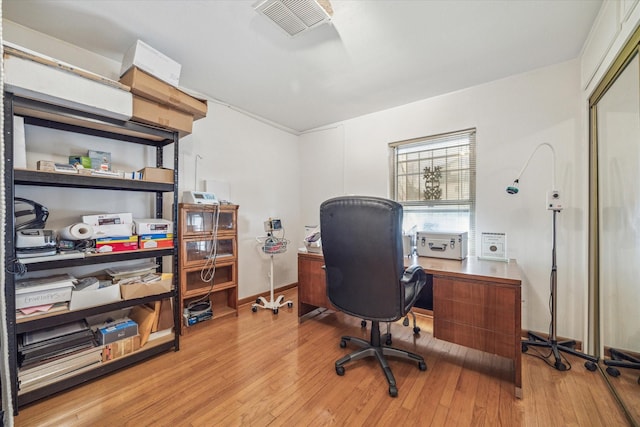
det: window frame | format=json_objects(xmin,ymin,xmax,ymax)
[{"xmin": 389, "ymin": 128, "xmax": 477, "ymax": 255}]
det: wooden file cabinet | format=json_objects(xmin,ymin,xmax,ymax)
[
  {"xmin": 298, "ymin": 252, "xmax": 333, "ymax": 317},
  {"xmin": 179, "ymin": 203, "xmax": 239, "ymax": 333}
]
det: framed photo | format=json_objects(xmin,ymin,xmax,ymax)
[{"xmin": 479, "ymin": 232, "xmax": 508, "ymax": 262}]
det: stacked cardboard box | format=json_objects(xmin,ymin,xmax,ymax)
[{"xmin": 119, "ymin": 41, "xmax": 207, "ymax": 136}]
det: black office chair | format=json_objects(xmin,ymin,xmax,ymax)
[
  {"xmin": 604, "ymin": 348, "xmax": 640, "ymax": 384},
  {"xmin": 320, "ymin": 195, "xmax": 428, "ymax": 397}
]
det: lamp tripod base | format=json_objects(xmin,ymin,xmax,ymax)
[{"xmin": 522, "ymin": 331, "xmax": 598, "ymax": 372}]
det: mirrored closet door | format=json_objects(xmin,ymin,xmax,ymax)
[{"xmin": 590, "ymin": 27, "xmax": 640, "ymax": 426}]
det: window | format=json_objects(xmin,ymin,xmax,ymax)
[{"xmin": 390, "ymin": 128, "xmax": 476, "ymax": 254}]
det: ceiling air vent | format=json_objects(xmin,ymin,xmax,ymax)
[{"xmin": 253, "ymin": 0, "xmax": 333, "ymax": 37}]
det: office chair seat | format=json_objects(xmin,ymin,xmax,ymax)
[{"xmin": 320, "ymin": 196, "xmax": 428, "ymax": 397}]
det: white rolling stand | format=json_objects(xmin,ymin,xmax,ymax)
[{"xmin": 252, "ymin": 219, "xmax": 293, "ymax": 314}]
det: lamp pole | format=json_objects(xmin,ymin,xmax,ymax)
[{"xmin": 508, "ymin": 143, "xmax": 598, "ymax": 371}]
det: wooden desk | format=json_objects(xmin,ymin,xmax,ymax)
[{"xmin": 297, "ymin": 252, "xmax": 523, "ymax": 398}]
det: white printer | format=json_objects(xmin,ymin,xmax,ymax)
[{"xmin": 416, "ymin": 231, "xmax": 468, "ymax": 260}]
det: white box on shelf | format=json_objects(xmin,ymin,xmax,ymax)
[
  {"xmin": 134, "ymin": 218, "xmax": 173, "ymax": 235},
  {"xmin": 69, "ymin": 284, "xmax": 121, "ymax": 311},
  {"xmin": 3, "ymin": 48, "xmax": 132, "ymax": 121},
  {"xmin": 120, "ymin": 40, "xmax": 181, "ymax": 87}
]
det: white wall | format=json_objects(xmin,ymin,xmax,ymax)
[
  {"xmin": 3, "ymin": 20, "xmax": 302, "ymax": 300},
  {"xmin": 300, "ymin": 60, "xmax": 587, "ymax": 339}
]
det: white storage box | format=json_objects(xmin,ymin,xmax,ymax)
[
  {"xmin": 82, "ymin": 213, "xmax": 133, "ymax": 238},
  {"xmin": 15, "ymin": 277, "xmax": 74, "ymax": 309},
  {"xmin": 4, "ymin": 47, "xmax": 132, "ymax": 121},
  {"xmin": 69, "ymin": 284, "xmax": 121, "ymax": 311},
  {"xmin": 416, "ymin": 232, "xmax": 468, "ymax": 260},
  {"xmin": 120, "ymin": 40, "xmax": 181, "ymax": 87},
  {"xmin": 134, "ymin": 218, "xmax": 173, "ymax": 235}
]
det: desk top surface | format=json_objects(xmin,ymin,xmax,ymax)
[
  {"xmin": 299, "ymin": 251, "xmax": 521, "ymax": 285},
  {"xmin": 410, "ymin": 256, "xmax": 521, "ymax": 285}
]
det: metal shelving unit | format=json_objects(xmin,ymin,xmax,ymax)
[{"xmin": 2, "ymin": 92, "xmax": 180, "ymax": 413}]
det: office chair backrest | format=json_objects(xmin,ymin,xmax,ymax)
[{"xmin": 320, "ymin": 196, "xmax": 405, "ymax": 322}]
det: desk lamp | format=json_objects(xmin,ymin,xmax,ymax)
[{"xmin": 507, "ymin": 143, "xmax": 597, "ymax": 371}]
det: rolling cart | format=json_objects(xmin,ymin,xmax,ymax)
[{"xmin": 252, "ymin": 218, "xmax": 293, "ymax": 314}]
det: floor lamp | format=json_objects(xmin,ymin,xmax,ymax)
[{"xmin": 507, "ymin": 143, "xmax": 598, "ymax": 371}]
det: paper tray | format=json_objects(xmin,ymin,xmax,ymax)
[{"xmin": 120, "ymin": 274, "xmax": 173, "ymax": 300}]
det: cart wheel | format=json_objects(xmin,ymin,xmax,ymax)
[
  {"xmin": 273, "ymin": 308, "xmax": 279, "ymax": 315},
  {"xmin": 340, "ymin": 339, "xmax": 347, "ymax": 348},
  {"xmin": 585, "ymin": 361, "xmax": 597, "ymax": 372},
  {"xmin": 251, "ymin": 306, "xmax": 257, "ymax": 312},
  {"xmin": 418, "ymin": 361, "xmax": 427, "ymax": 371},
  {"xmin": 287, "ymin": 302, "xmax": 293, "ymax": 308},
  {"xmin": 606, "ymin": 366, "xmax": 620, "ymax": 377},
  {"xmin": 389, "ymin": 386, "xmax": 398, "ymax": 397},
  {"xmin": 413, "ymin": 326, "xmax": 421, "ymax": 335},
  {"xmin": 336, "ymin": 366, "xmax": 345, "ymax": 376}
]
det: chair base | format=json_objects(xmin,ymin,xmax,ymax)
[{"xmin": 335, "ymin": 321, "xmax": 426, "ymax": 397}]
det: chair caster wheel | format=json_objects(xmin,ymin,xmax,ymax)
[
  {"xmin": 388, "ymin": 386, "xmax": 398, "ymax": 397},
  {"xmin": 256, "ymin": 298, "xmax": 261, "ymax": 304},
  {"xmin": 402, "ymin": 317, "xmax": 409, "ymax": 327},
  {"xmin": 418, "ymin": 361, "xmax": 427, "ymax": 371},
  {"xmin": 340, "ymin": 339, "xmax": 347, "ymax": 348},
  {"xmin": 336, "ymin": 366, "xmax": 345, "ymax": 376},
  {"xmin": 251, "ymin": 306, "xmax": 257, "ymax": 312},
  {"xmin": 555, "ymin": 361, "xmax": 567, "ymax": 371},
  {"xmin": 413, "ymin": 327, "xmax": 420, "ymax": 335},
  {"xmin": 273, "ymin": 308, "xmax": 279, "ymax": 314},
  {"xmin": 585, "ymin": 361, "xmax": 597, "ymax": 371},
  {"xmin": 521, "ymin": 343, "xmax": 529, "ymax": 353},
  {"xmin": 606, "ymin": 366, "xmax": 620, "ymax": 377},
  {"xmin": 361, "ymin": 320, "xmax": 367, "ymax": 328},
  {"xmin": 287, "ymin": 302, "xmax": 293, "ymax": 308},
  {"xmin": 385, "ymin": 336, "xmax": 392, "ymax": 346}
]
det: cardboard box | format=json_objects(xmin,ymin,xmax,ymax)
[
  {"xmin": 139, "ymin": 234, "xmax": 174, "ymax": 250},
  {"xmin": 95, "ymin": 235, "xmax": 139, "ymax": 253},
  {"xmin": 138, "ymin": 167, "xmax": 174, "ymax": 184},
  {"xmin": 96, "ymin": 318, "xmax": 138, "ymax": 345},
  {"xmin": 120, "ymin": 67, "xmax": 207, "ymax": 119},
  {"xmin": 120, "ymin": 40, "xmax": 181, "ymax": 87},
  {"xmin": 131, "ymin": 95, "xmax": 193, "ymax": 135},
  {"xmin": 16, "ymin": 285, "xmax": 73, "ymax": 310},
  {"xmin": 102, "ymin": 335, "xmax": 141, "ymax": 362},
  {"xmin": 134, "ymin": 219, "xmax": 173, "ymax": 235},
  {"xmin": 120, "ymin": 273, "xmax": 173, "ymax": 300},
  {"xmin": 4, "ymin": 50, "xmax": 132, "ymax": 121},
  {"xmin": 69, "ymin": 283, "xmax": 121, "ymax": 311}
]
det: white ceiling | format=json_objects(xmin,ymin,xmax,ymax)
[{"xmin": 3, "ymin": 0, "xmax": 603, "ymax": 133}]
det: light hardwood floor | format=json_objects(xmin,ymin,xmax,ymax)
[{"xmin": 14, "ymin": 288, "xmax": 630, "ymax": 426}]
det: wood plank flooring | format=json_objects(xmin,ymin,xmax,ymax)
[{"xmin": 14, "ymin": 288, "xmax": 630, "ymax": 426}]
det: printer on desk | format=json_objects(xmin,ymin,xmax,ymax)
[{"xmin": 416, "ymin": 231, "xmax": 468, "ymax": 260}]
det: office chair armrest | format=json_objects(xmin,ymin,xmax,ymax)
[{"xmin": 401, "ymin": 264, "xmax": 426, "ymax": 287}]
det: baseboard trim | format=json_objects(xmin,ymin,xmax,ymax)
[{"xmin": 239, "ymin": 282, "xmax": 298, "ymax": 306}]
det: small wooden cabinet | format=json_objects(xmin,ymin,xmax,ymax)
[
  {"xmin": 297, "ymin": 252, "xmax": 333, "ymax": 318},
  {"xmin": 179, "ymin": 203, "xmax": 239, "ymax": 333}
]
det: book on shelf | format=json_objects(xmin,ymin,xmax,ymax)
[
  {"xmin": 19, "ymin": 345, "xmax": 102, "ymax": 385},
  {"xmin": 18, "ymin": 362, "xmax": 100, "ymax": 395}
]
